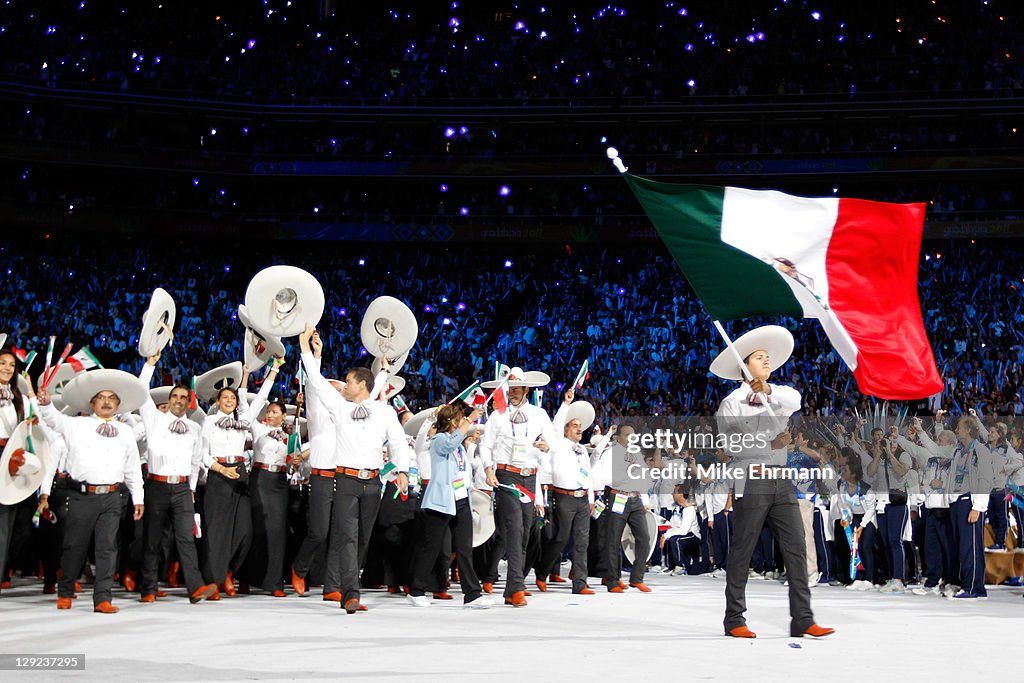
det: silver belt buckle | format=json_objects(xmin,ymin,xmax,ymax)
[
  {"xmin": 358, "ymin": 469, "xmax": 372, "ymax": 480},
  {"xmin": 575, "ymin": 490, "xmax": 585, "ymax": 498},
  {"xmin": 95, "ymin": 485, "xmax": 110, "ymax": 494},
  {"xmin": 522, "ymin": 468, "xmax": 534, "ymax": 476}
]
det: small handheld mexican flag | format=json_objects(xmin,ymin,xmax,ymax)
[
  {"xmin": 12, "ymin": 347, "xmax": 37, "ymax": 372},
  {"xmin": 188, "ymin": 376, "xmax": 198, "ymax": 411},
  {"xmin": 449, "ymin": 380, "xmax": 485, "ymax": 407},
  {"xmin": 287, "ymin": 432, "xmax": 302, "ymax": 457},
  {"xmin": 530, "ymin": 388, "xmax": 543, "ymax": 407},
  {"xmin": 572, "ymin": 359, "xmax": 590, "ymax": 391},
  {"xmin": 392, "ymin": 395, "xmax": 409, "ymax": 414},
  {"xmin": 295, "ymin": 359, "xmax": 307, "ymax": 389},
  {"xmin": 487, "ymin": 375, "xmax": 509, "ymax": 414},
  {"xmin": 66, "ymin": 346, "xmax": 103, "ymax": 372}
]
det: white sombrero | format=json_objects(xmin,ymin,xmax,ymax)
[
  {"xmin": 709, "ymin": 325, "xmax": 794, "ymax": 381},
  {"xmin": 564, "ymin": 401, "xmax": 596, "ymax": 432},
  {"xmin": 403, "ymin": 407, "xmax": 437, "ymax": 438},
  {"xmin": 380, "ymin": 376, "xmax": 405, "ymax": 401},
  {"xmin": 61, "ymin": 368, "xmax": 148, "ymax": 415},
  {"xmin": 243, "ymin": 265, "xmax": 325, "ymax": 338},
  {"xmin": 481, "ymin": 365, "xmax": 550, "ymax": 389},
  {"xmin": 371, "ymin": 352, "xmax": 409, "ymax": 377},
  {"xmin": 47, "ymin": 364, "xmax": 82, "ymax": 395},
  {"xmin": 621, "ymin": 510, "xmax": 659, "ymax": 564},
  {"xmin": 361, "ymin": 296, "xmax": 418, "ymax": 361},
  {"xmin": 238, "ymin": 304, "xmax": 286, "ymax": 372},
  {"xmin": 471, "ymin": 489, "xmax": 496, "ymax": 547},
  {"xmin": 137, "ymin": 287, "xmax": 177, "ymax": 357},
  {"xmin": 150, "ymin": 386, "xmax": 173, "ymax": 406},
  {"xmin": 0, "ymin": 420, "xmax": 50, "ymax": 505},
  {"xmin": 194, "ymin": 362, "xmax": 244, "ymax": 404}
]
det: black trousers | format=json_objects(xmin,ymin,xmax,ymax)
[
  {"xmin": 247, "ymin": 468, "xmax": 289, "ymax": 592},
  {"xmin": 141, "ymin": 479, "xmax": 203, "ymax": 595},
  {"xmin": 292, "ymin": 474, "xmax": 333, "ymax": 584},
  {"xmin": 327, "ymin": 474, "xmax": 381, "ymax": 604},
  {"xmin": 494, "ymin": 470, "xmax": 536, "ymax": 597},
  {"xmin": 588, "ymin": 493, "xmax": 608, "ymax": 580},
  {"xmin": 0, "ymin": 503, "xmax": 16, "ymax": 593},
  {"xmin": 538, "ymin": 492, "xmax": 591, "ymax": 592},
  {"xmin": 724, "ymin": 477, "xmax": 814, "ymax": 635},
  {"xmin": 411, "ymin": 499, "xmax": 482, "ymax": 603},
  {"xmin": 59, "ymin": 489, "xmax": 125, "ymax": 605},
  {"xmin": 40, "ymin": 480, "xmax": 68, "ymax": 585},
  {"xmin": 202, "ymin": 465, "xmax": 252, "ymax": 585},
  {"xmin": 286, "ymin": 484, "xmax": 310, "ymax": 576},
  {"xmin": 604, "ymin": 494, "xmax": 650, "ymax": 588}
]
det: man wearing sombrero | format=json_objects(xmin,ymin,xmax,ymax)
[
  {"xmin": 38, "ymin": 369, "xmax": 147, "ymax": 614},
  {"xmin": 478, "ymin": 365, "xmax": 557, "ymax": 607},
  {"xmin": 712, "ymin": 326, "xmax": 834, "ymax": 639}
]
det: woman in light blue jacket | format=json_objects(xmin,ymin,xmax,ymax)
[{"xmin": 408, "ymin": 405, "xmax": 491, "ymax": 608}]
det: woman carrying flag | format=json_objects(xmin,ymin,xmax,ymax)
[{"xmin": 713, "ymin": 325, "xmax": 834, "ymax": 639}]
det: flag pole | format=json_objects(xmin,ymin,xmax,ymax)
[{"xmin": 712, "ymin": 320, "xmax": 774, "ymax": 417}]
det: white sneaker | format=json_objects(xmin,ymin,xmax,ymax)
[
  {"xmin": 808, "ymin": 572, "xmax": 821, "ymax": 588},
  {"xmin": 658, "ymin": 566, "xmax": 674, "ymax": 575},
  {"xmin": 911, "ymin": 584, "xmax": 941, "ymax": 596},
  {"xmin": 671, "ymin": 567, "xmax": 687, "ymax": 576},
  {"xmin": 464, "ymin": 596, "xmax": 491, "ymax": 610},
  {"xmin": 407, "ymin": 594, "xmax": 431, "ymax": 608},
  {"xmin": 846, "ymin": 580, "xmax": 872, "ymax": 591},
  {"xmin": 879, "ymin": 579, "xmax": 906, "ymax": 594},
  {"xmin": 711, "ymin": 569, "xmax": 725, "ymax": 579},
  {"xmin": 940, "ymin": 584, "xmax": 961, "ymax": 599}
]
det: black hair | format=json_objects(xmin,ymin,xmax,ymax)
[
  {"xmin": 216, "ymin": 387, "xmax": 240, "ymax": 420},
  {"xmin": 0, "ymin": 351, "xmax": 25, "ymax": 423},
  {"xmin": 345, "ymin": 366, "xmax": 375, "ymax": 392}
]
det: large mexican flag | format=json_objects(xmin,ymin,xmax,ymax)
[{"xmin": 623, "ymin": 173, "xmax": 942, "ymax": 400}]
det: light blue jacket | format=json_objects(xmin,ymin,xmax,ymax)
[{"xmin": 421, "ymin": 430, "xmax": 474, "ymax": 516}]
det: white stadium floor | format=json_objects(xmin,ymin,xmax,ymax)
[{"xmin": 2, "ymin": 567, "xmax": 1020, "ymax": 682}]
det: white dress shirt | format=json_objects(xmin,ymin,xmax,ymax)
[
  {"xmin": 201, "ymin": 389, "xmax": 252, "ymax": 469},
  {"xmin": 40, "ymin": 404, "xmax": 144, "ymax": 504},
  {"xmin": 0, "ymin": 383, "xmax": 31, "ymax": 440},
  {"xmin": 716, "ymin": 383, "xmax": 801, "ymax": 468},
  {"xmin": 138, "ymin": 364, "xmax": 204, "ymax": 489},
  {"xmin": 478, "ymin": 401, "xmax": 555, "ymax": 502},
  {"xmin": 549, "ymin": 438, "xmax": 595, "ymax": 505},
  {"xmin": 301, "ymin": 351, "xmax": 411, "ymax": 473},
  {"xmin": 302, "ymin": 355, "xmax": 338, "ymax": 471}
]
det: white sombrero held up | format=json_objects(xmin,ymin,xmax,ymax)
[
  {"xmin": 137, "ymin": 287, "xmax": 177, "ymax": 357},
  {"xmin": 361, "ymin": 296, "xmax": 418, "ymax": 361},
  {"xmin": 60, "ymin": 368, "xmax": 148, "ymax": 415},
  {"xmin": 244, "ymin": 265, "xmax": 325, "ymax": 339},
  {"xmin": 372, "ymin": 351, "xmax": 409, "ymax": 377},
  {"xmin": 380, "ymin": 376, "xmax": 406, "ymax": 401},
  {"xmin": 0, "ymin": 421, "xmax": 50, "ymax": 505},
  {"xmin": 709, "ymin": 325, "xmax": 794, "ymax": 381},
  {"xmin": 480, "ymin": 364, "xmax": 550, "ymax": 389},
  {"xmin": 238, "ymin": 304, "xmax": 286, "ymax": 372}
]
